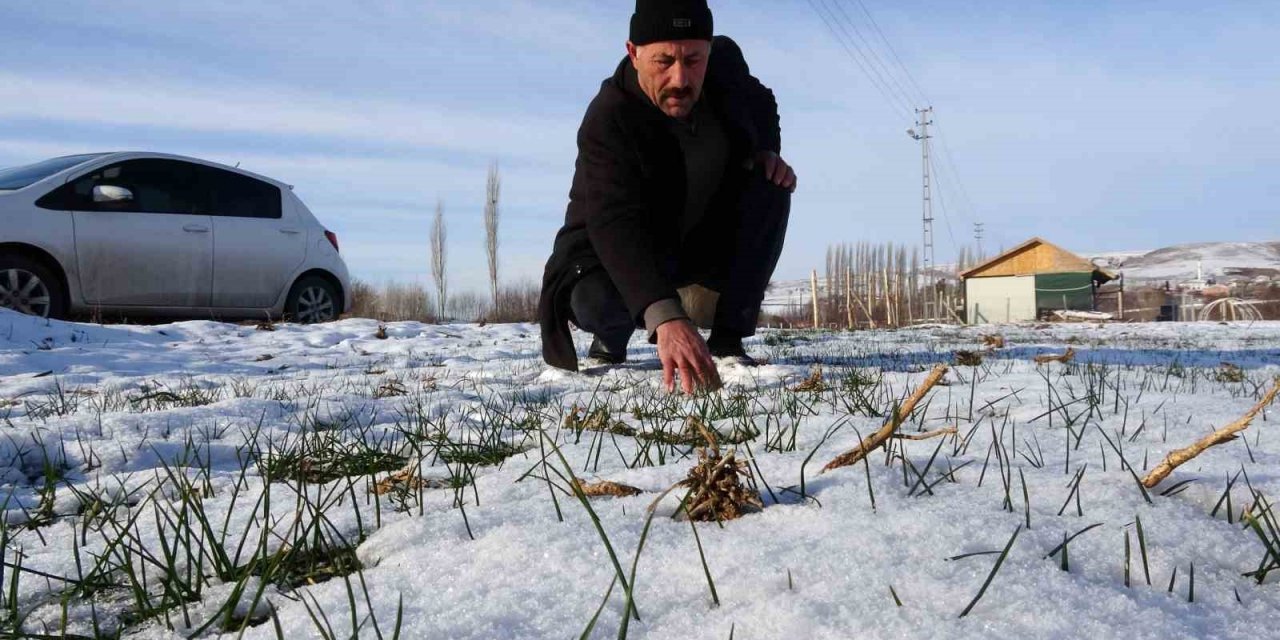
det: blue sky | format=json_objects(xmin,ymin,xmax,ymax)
[{"xmin": 2, "ymin": 0, "xmax": 1276, "ymax": 292}]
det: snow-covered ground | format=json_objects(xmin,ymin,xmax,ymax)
[{"xmin": 1, "ymin": 310, "xmax": 1279, "ymax": 638}]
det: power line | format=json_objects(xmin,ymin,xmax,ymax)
[
  {"xmin": 805, "ymin": 0, "xmax": 914, "ymax": 120},
  {"xmin": 827, "ymin": 0, "xmax": 919, "ymax": 114},
  {"xmin": 849, "ymin": 0, "xmax": 932, "ymax": 105},
  {"xmin": 809, "ymin": 0, "xmax": 985, "ymax": 270},
  {"xmin": 925, "ymin": 143, "xmax": 959, "ymax": 252},
  {"xmin": 849, "ymin": 4, "xmax": 980, "ymax": 263},
  {"xmin": 930, "ymin": 122, "xmax": 978, "ymax": 223}
]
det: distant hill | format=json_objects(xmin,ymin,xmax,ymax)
[
  {"xmin": 1088, "ymin": 241, "xmax": 1280, "ymax": 283},
  {"xmin": 762, "ymin": 278, "xmax": 824, "ymax": 310}
]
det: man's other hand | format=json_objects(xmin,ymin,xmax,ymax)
[
  {"xmin": 755, "ymin": 151, "xmax": 797, "ymax": 192},
  {"xmin": 656, "ymin": 319, "xmax": 722, "ymax": 394}
]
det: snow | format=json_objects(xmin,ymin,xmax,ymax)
[
  {"xmin": 762, "ymin": 278, "xmax": 822, "ymax": 311},
  {"xmin": 1, "ymin": 309, "xmax": 1279, "ymax": 638},
  {"xmin": 1089, "ymin": 241, "xmax": 1280, "ymax": 283}
]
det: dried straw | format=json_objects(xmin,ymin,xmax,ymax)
[
  {"xmin": 1034, "ymin": 347, "xmax": 1075, "ymax": 365},
  {"xmin": 1142, "ymin": 377, "xmax": 1280, "ymax": 488},
  {"xmin": 823, "ymin": 364, "xmax": 949, "ymax": 472}
]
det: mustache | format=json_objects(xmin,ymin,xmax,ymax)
[{"xmin": 660, "ymin": 87, "xmax": 694, "ymax": 101}]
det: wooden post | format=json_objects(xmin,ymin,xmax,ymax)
[
  {"xmin": 906, "ymin": 274, "xmax": 914, "ymax": 325},
  {"xmin": 855, "ymin": 295, "xmax": 877, "ymax": 329},
  {"xmin": 810, "ymin": 269, "xmax": 820, "ymax": 328},
  {"xmin": 895, "ymin": 274, "xmax": 903, "ymax": 326},
  {"xmin": 883, "ymin": 268, "xmax": 892, "ymax": 327},
  {"xmin": 866, "ymin": 271, "xmax": 873, "ymax": 327},
  {"xmin": 845, "ymin": 267, "xmax": 854, "ymax": 329},
  {"xmin": 945, "ymin": 294, "xmax": 964, "ymax": 324},
  {"xmin": 1118, "ymin": 273, "xmax": 1125, "ymax": 321},
  {"xmin": 895, "ymin": 273, "xmax": 901, "ymax": 327}
]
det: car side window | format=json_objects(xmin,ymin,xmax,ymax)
[
  {"xmin": 197, "ymin": 165, "xmax": 283, "ymax": 219},
  {"xmin": 48, "ymin": 159, "xmax": 207, "ymax": 214}
]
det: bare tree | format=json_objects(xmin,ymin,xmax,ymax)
[
  {"xmin": 484, "ymin": 162, "xmax": 501, "ymax": 308},
  {"xmin": 431, "ymin": 199, "xmax": 448, "ymax": 319}
]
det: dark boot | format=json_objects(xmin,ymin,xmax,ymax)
[
  {"xmin": 706, "ymin": 330, "xmax": 759, "ymax": 366},
  {"xmin": 587, "ymin": 335, "xmax": 627, "ymax": 365},
  {"xmin": 570, "ymin": 270, "xmax": 635, "ymax": 366}
]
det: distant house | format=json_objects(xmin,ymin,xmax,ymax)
[{"xmin": 961, "ymin": 237, "xmax": 1117, "ymax": 324}]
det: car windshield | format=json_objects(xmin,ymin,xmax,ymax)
[{"xmin": 0, "ymin": 154, "xmax": 109, "ymax": 190}]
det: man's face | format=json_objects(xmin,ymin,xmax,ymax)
[{"xmin": 626, "ymin": 39, "xmax": 712, "ymax": 120}]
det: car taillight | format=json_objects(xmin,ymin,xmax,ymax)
[{"xmin": 324, "ymin": 230, "xmax": 340, "ymax": 252}]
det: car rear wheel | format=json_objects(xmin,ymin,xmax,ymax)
[
  {"xmin": 285, "ymin": 276, "xmax": 339, "ymax": 324},
  {"xmin": 0, "ymin": 255, "xmax": 66, "ymax": 320}
]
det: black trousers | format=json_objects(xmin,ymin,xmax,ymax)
[{"xmin": 571, "ymin": 172, "xmax": 791, "ymax": 354}]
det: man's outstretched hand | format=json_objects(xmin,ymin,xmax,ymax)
[{"xmin": 656, "ymin": 319, "xmax": 722, "ymax": 395}]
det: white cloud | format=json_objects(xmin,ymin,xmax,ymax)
[{"xmin": 0, "ymin": 72, "xmax": 578, "ymax": 166}]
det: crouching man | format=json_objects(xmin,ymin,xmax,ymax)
[{"xmin": 538, "ymin": 0, "xmax": 796, "ymax": 394}]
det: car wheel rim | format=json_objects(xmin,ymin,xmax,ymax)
[
  {"xmin": 0, "ymin": 269, "xmax": 52, "ymax": 318},
  {"xmin": 296, "ymin": 286, "xmax": 335, "ymax": 323}
]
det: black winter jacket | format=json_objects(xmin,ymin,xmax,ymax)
[{"xmin": 539, "ymin": 36, "xmax": 782, "ymax": 370}]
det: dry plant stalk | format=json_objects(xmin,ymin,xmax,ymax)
[
  {"xmin": 374, "ymin": 381, "xmax": 408, "ymax": 398},
  {"xmin": 982, "ymin": 334, "xmax": 1006, "ymax": 349},
  {"xmin": 893, "ymin": 426, "xmax": 958, "ymax": 441},
  {"xmin": 823, "ymin": 364, "xmax": 949, "ymax": 473},
  {"xmin": 563, "ymin": 404, "xmax": 636, "ymax": 437},
  {"xmin": 1142, "ymin": 377, "xmax": 1280, "ymax": 488},
  {"xmin": 954, "ymin": 350, "xmax": 983, "ymax": 366},
  {"xmin": 572, "ymin": 479, "xmax": 644, "ymax": 498},
  {"xmin": 372, "ymin": 468, "xmax": 424, "ymax": 495},
  {"xmin": 677, "ymin": 448, "xmax": 762, "ymax": 521},
  {"xmin": 1216, "ymin": 362, "xmax": 1245, "ymax": 383},
  {"xmin": 1034, "ymin": 347, "xmax": 1076, "ymax": 365},
  {"xmin": 792, "ymin": 366, "xmax": 826, "ymax": 392},
  {"xmin": 372, "ymin": 463, "xmax": 455, "ymax": 495},
  {"xmin": 255, "ymin": 321, "xmax": 276, "ymax": 332},
  {"xmin": 688, "ymin": 416, "xmax": 718, "ymax": 449},
  {"xmin": 562, "ymin": 404, "xmax": 586, "ymax": 429}
]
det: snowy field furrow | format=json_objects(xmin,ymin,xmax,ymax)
[{"xmin": 0, "ymin": 310, "xmax": 1278, "ymax": 639}]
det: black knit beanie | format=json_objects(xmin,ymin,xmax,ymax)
[{"xmin": 630, "ymin": 0, "xmax": 713, "ymax": 45}]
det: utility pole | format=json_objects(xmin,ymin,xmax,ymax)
[
  {"xmin": 973, "ymin": 222, "xmax": 985, "ymax": 259},
  {"xmin": 908, "ymin": 107, "xmax": 934, "ymax": 319}
]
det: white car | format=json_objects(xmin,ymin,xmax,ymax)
[{"xmin": 0, "ymin": 152, "xmax": 351, "ymax": 323}]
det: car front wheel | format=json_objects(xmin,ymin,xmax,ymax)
[
  {"xmin": 0, "ymin": 255, "xmax": 66, "ymax": 320},
  {"xmin": 285, "ymin": 276, "xmax": 340, "ymax": 324}
]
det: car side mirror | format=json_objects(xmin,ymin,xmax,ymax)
[{"xmin": 93, "ymin": 185, "xmax": 133, "ymax": 203}]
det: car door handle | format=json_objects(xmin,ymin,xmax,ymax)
[
  {"xmin": 279, "ymin": 228, "xmax": 302, "ymax": 235},
  {"xmin": 183, "ymin": 224, "xmax": 210, "ymax": 233}
]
